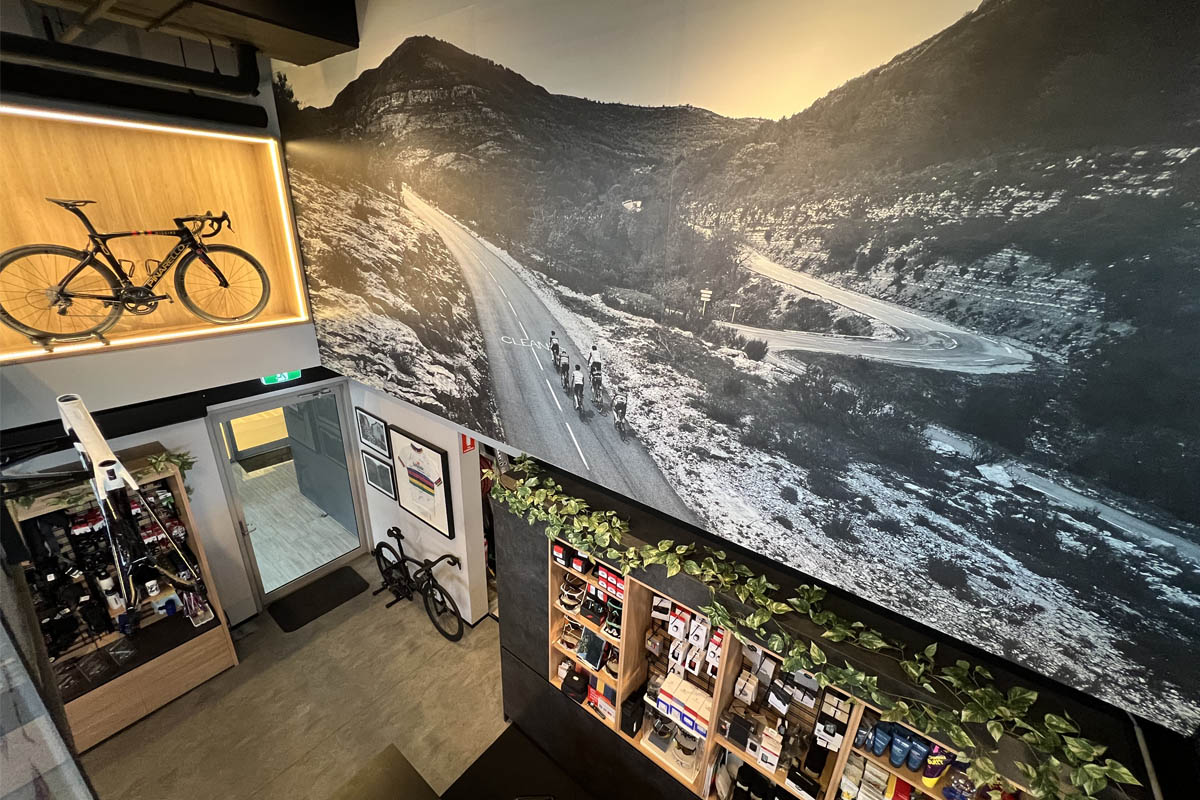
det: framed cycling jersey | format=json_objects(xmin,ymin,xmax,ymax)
[{"xmin": 390, "ymin": 425, "xmax": 454, "ymax": 539}]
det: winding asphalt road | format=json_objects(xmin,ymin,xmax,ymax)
[
  {"xmin": 731, "ymin": 248, "xmax": 1033, "ymax": 374},
  {"xmin": 404, "ymin": 191, "xmax": 697, "ymax": 525}
]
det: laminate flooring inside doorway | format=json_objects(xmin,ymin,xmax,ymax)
[{"xmin": 234, "ymin": 460, "xmax": 359, "ymax": 594}]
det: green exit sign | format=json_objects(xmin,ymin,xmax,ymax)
[{"xmin": 260, "ymin": 370, "xmax": 301, "ymax": 385}]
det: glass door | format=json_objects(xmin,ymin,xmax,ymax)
[{"xmin": 209, "ymin": 380, "xmax": 368, "ymax": 604}]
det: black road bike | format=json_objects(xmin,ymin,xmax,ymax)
[
  {"xmin": 373, "ymin": 526, "xmax": 464, "ymax": 641},
  {"xmin": 0, "ymin": 198, "xmax": 270, "ymax": 345}
]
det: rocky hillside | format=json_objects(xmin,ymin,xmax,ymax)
[
  {"xmin": 287, "ymin": 168, "xmax": 500, "ymax": 437},
  {"xmin": 277, "ymin": 36, "xmax": 760, "ymax": 238}
]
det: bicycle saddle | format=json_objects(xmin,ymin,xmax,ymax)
[{"xmin": 46, "ymin": 198, "xmax": 96, "ymax": 208}]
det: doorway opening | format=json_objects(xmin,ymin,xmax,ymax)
[{"xmin": 209, "ymin": 381, "xmax": 368, "ymax": 605}]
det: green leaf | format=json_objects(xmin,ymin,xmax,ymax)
[
  {"xmin": 675, "ymin": 544, "xmax": 691, "ymax": 554},
  {"xmin": 1063, "ymin": 736, "xmax": 1105, "ymax": 762},
  {"xmin": 682, "ymin": 559, "xmax": 702, "ymax": 576},
  {"xmin": 788, "ymin": 597, "xmax": 811, "ymax": 614},
  {"xmin": 962, "ymin": 702, "xmax": 991, "ymax": 723},
  {"xmin": 767, "ymin": 634, "xmax": 786, "ymax": 653},
  {"xmin": 1044, "ymin": 712, "xmax": 1078, "ymax": 734},
  {"xmin": 880, "ymin": 701, "xmax": 910, "ymax": 722},
  {"xmin": 809, "ymin": 641, "xmax": 827, "ymax": 665},
  {"xmin": 746, "ymin": 608, "xmax": 772, "ymax": 628},
  {"xmin": 987, "ymin": 720, "xmax": 1004, "ymax": 742},
  {"xmin": 594, "ymin": 530, "xmax": 610, "ymax": 548},
  {"xmin": 657, "ymin": 539, "xmax": 673, "ymax": 552},
  {"xmin": 923, "ymin": 643, "xmax": 938, "ymax": 659},
  {"xmin": 857, "ymin": 630, "xmax": 888, "ymax": 650},
  {"xmin": 665, "ymin": 553, "xmax": 682, "ymax": 577},
  {"xmin": 946, "ymin": 724, "xmax": 974, "ymax": 750},
  {"xmin": 768, "ymin": 601, "xmax": 792, "ymax": 615},
  {"xmin": 1102, "ymin": 760, "xmax": 1140, "ymax": 786}
]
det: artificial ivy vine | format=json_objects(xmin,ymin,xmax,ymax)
[
  {"xmin": 13, "ymin": 448, "xmax": 198, "ymax": 508},
  {"xmin": 486, "ymin": 456, "xmax": 1141, "ymax": 800}
]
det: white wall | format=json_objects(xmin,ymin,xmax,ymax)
[
  {"xmin": 350, "ymin": 382, "xmax": 489, "ymax": 624},
  {"xmin": 0, "ymin": 325, "xmax": 320, "ymax": 430}
]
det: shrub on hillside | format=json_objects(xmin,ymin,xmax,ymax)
[{"xmin": 744, "ymin": 339, "xmax": 769, "ymax": 361}]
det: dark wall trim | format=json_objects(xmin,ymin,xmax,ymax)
[
  {"xmin": 0, "ymin": 64, "xmax": 269, "ymax": 129},
  {"xmin": 0, "ymin": 366, "xmax": 340, "ymax": 456},
  {"xmin": 1, "ymin": 34, "xmax": 260, "ymax": 97}
]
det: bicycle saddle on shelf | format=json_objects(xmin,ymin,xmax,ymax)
[{"xmin": 46, "ymin": 198, "xmax": 96, "ymax": 208}]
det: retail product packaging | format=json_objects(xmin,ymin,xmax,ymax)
[
  {"xmin": 788, "ymin": 768, "xmax": 822, "ymax": 800},
  {"xmin": 620, "ymin": 692, "xmax": 645, "ymax": 737},
  {"xmin": 569, "ymin": 553, "xmax": 594, "ymax": 574},
  {"xmin": 705, "ymin": 630, "xmax": 724, "ymax": 665},
  {"xmin": 766, "ymin": 680, "xmax": 792, "ymax": 715},
  {"xmin": 758, "ymin": 727, "xmax": 783, "ymax": 770},
  {"xmin": 669, "ymin": 637, "xmax": 689, "ymax": 666},
  {"xmin": 646, "ymin": 631, "xmax": 666, "ymax": 657},
  {"xmin": 754, "ymin": 654, "xmax": 777, "ymax": 687},
  {"xmin": 685, "ymin": 644, "xmax": 705, "ymax": 675},
  {"xmin": 667, "ymin": 606, "xmax": 691, "ymax": 640},
  {"xmin": 839, "ymin": 778, "xmax": 861, "ymax": 800},
  {"xmin": 651, "ymin": 596, "xmax": 672, "ymax": 621},
  {"xmin": 921, "ymin": 746, "xmax": 954, "ymax": 787},
  {"xmin": 734, "ymin": 670, "xmax": 759, "ymax": 704},
  {"xmin": 552, "ymin": 542, "xmax": 575, "ymax": 568},
  {"xmin": 687, "ymin": 616, "xmax": 710, "ymax": 648},
  {"xmin": 844, "ymin": 753, "xmax": 866, "ymax": 784}
]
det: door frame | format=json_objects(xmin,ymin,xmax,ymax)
[{"xmin": 204, "ymin": 376, "xmax": 371, "ymax": 612}]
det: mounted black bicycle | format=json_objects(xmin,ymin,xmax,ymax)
[
  {"xmin": 0, "ymin": 198, "xmax": 270, "ymax": 345},
  {"xmin": 373, "ymin": 526, "xmax": 464, "ymax": 641}
]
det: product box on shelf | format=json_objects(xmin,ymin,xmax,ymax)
[
  {"xmin": 594, "ymin": 564, "xmax": 625, "ymax": 599},
  {"xmin": 759, "ymin": 726, "xmax": 783, "ymax": 770},
  {"xmin": 651, "ymin": 595, "xmax": 671, "ymax": 621},
  {"xmin": 552, "ymin": 542, "xmax": 575, "ymax": 568},
  {"xmin": 667, "ymin": 605, "xmax": 691, "ymax": 639}
]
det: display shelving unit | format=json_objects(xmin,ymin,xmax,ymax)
[
  {"xmin": 7, "ymin": 444, "xmax": 238, "ymax": 751},
  {"xmin": 545, "ymin": 540, "xmax": 1033, "ymax": 800}
]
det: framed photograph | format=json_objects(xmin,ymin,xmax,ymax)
[
  {"xmin": 390, "ymin": 426, "xmax": 454, "ymax": 540},
  {"xmin": 361, "ymin": 450, "xmax": 396, "ymax": 500},
  {"xmin": 355, "ymin": 407, "xmax": 390, "ymax": 457}
]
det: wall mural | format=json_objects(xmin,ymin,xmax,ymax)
[{"xmin": 273, "ymin": 0, "xmax": 1200, "ymax": 735}]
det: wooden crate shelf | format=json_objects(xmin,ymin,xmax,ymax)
[{"xmin": 7, "ymin": 445, "xmax": 238, "ymax": 751}]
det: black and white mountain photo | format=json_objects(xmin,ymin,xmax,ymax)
[{"xmin": 273, "ymin": 0, "xmax": 1200, "ymax": 735}]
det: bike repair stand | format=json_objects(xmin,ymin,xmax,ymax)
[{"xmin": 372, "ymin": 581, "xmax": 411, "ymax": 608}]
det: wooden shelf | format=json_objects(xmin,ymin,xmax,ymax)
[
  {"xmin": 714, "ymin": 733, "xmax": 810, "ymax": 799},
  {"xmin": 851, "ymin": 746, "xmax": 951, "ymax": 796},
  {"xmin": 550, "ymin": 673, "xmax": 616, "ymax": 728},
  {"xmin": 626, "ymin": 725, "xmax": 703, "ymax": 788},
  {"xmin": 554, "ymin": 601, "xmax": 621, "ymax": 646},
  {"xmin": 551, "ymin": 640, "xmax": 618, "ymax": 684}
]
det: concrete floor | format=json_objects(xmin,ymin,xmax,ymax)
[
  {"xmin": 80, "ymin": 556, "xmax": 507, "ymax": 799},
  {"xmin": 235, "ymin": 461, "xmax": 360, "ymax": 593}
]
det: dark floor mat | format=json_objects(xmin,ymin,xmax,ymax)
[
  {"xmin": 237, "ymin": 447, "xmax": 292, "ymax": 474},
  {"xmin": 442, "ymin": 726, "xmax": 598, "ymax": 800},
  {"xmin": 267, "ymin": 566, "xmax": 367, "ymax": 632}
]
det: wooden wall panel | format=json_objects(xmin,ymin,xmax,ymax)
[{"xmin": 0, "ymin": 106, "xmax": 308, "ymax": 362}]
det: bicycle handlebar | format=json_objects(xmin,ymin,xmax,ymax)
[{"xmin": 175, "ymin": 210, "xmax": 232, "ymax": 238}]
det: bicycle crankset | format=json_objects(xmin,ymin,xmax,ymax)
[{"xmin": 119, "ymin": 286, "xmax": 171, "ymax": 314}]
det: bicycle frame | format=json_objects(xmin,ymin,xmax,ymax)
[{"xmin": 54, "ymin": 205, "xmax": 211, "ymax": 300}]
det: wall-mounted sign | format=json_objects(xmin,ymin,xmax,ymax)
[
  {"xmin": 460, "ymin": 434, "xmax": 476, "ymax": 454},
  {"xmin": 260, "ymin": 370, "xmax": 302, "ymax": 386},
  {"xmin": 0, "ymin": 105, "xmax": 310, "ymax": 364}
]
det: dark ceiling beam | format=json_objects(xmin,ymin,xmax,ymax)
[
  {"xmin": 57, "ymin": 0, "xmax": 120, "ymax": 43},
  {"xmin": 0, "ymin": 32, "xmax": 260, "ymax": 97}
]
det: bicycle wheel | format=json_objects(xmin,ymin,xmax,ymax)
[
  {"xmin": 374, "ymin": 542, "xmax": 410, "ymax": 593},
  {"xmin": 423, "ymin": 580, "xmax": 463, "ymax": 641},
  {"xmin": 175, "ymin": 244, "xmax": 270, "ymax": 324},
  {"xmin": 0, "ymin": 245, "xmax": 121, "ymax": 341}
]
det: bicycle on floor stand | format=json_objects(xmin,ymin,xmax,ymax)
[{"xmin": 373, "ymin": 526, "xmax": 464, "ymax": 641}]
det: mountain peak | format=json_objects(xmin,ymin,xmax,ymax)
[{"xmin": 328, "ymin": 35, "xmax": 547, "ymax": 114}]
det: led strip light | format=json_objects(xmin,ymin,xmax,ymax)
[{"xmin": 0, "ymin": 104, "xmax": 310, "ymax": 363}]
